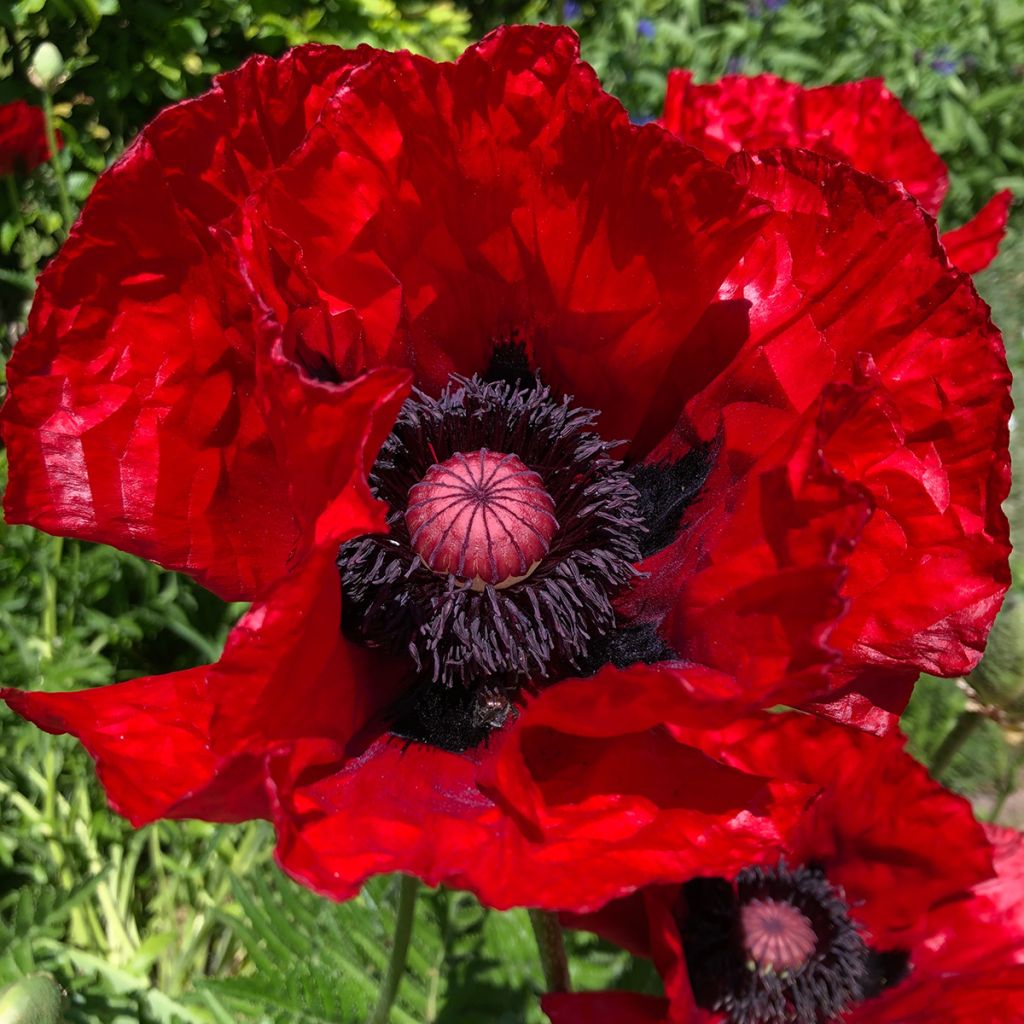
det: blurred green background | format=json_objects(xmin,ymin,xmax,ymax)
[{"xmin": 0, "ymin": 1, "xmax": 1022, "ymax": 1021}]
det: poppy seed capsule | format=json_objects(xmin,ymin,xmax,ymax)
[
  {"xmin": 740, "ymin": 898, "xmax": 818, "ymax": 970},
  {"xmin": 406, "ymin": 449, "xmax": 558, "ymax": 590}
]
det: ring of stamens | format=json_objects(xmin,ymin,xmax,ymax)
[
  {"xmin": 337, "ymin": 369, "xmax": 645, "ymax": 749},
  {"xmin": 337, "ymin": 340, "xmax": 715, "ymax": 751}
]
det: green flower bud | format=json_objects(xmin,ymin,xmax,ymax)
[
  {"xmin": 28, "ymin": 43, "xmax": 66, "ymax": 92},
  {"xmin": 969, "ymin": 594, "xmax": 1024, "ymax": 715},
  {"xmin": 0, "ymin": 975, "xmax": 65, "ymax": 1024}
]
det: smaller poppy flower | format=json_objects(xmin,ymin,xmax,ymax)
[
  {"xmin": 0, "ymin": 99, "xmax": 58, "ymax": 176},
  {"xmin": 545, "ymin": 714, "xmax": 1024, "ymax": 1024},
  {"xmin": 661, "ymin": 72, "xmax": 1013, "ymax": 273}
]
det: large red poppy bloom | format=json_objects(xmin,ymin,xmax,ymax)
[
  {"xmin": 0, "ymin": 99, "xmax": 57, "ymax": 176},
  {"xmin": 0, "ymin": 27, "xmax": 1011, "ymax": 905},
  {"xmin": 544, "ymin": 715, "xmax": 1024, "ymax": 1023},
  {"xmin": 662, "ymin": 72, "xmax": 1014, "ymax": 274}
]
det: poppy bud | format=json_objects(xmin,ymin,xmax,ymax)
[
  {"xmin": 0, "ymin": 975, "xmax": 65, "ymax": 1024},
  {"xmin": 28, "ymin": 43, "xmax": 65, "ymax": 93}
]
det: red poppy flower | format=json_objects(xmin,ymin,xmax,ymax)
[
  {"xmin": 0, "ymin": 27, "xmax": 1011, "ymax": 904},
  {"xmin": 0, "ymin": 99, "xmax": 58, "ymax": 176},
  {"xmin": 662, "ymin": 72, "xmax": 1014, "ymax": 273},
  {"xmin": 544, "ymin": 715, "xmax": 1024, "ymax": 1023}
]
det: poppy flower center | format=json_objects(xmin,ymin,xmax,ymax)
[
  {"xmin": 679, "ymin": 863, "xmax": 875, "ymax": 1024},
  {"xmin": 406, "ymin": 450, "xmax": 557, "ymax": 590},
  {"xmin": 338, "ymin": 342, "xmax": 713, "ymax": 752}
]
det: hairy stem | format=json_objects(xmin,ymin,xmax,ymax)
[
  {"xmin": 42, "ymin": 536, "xmax": 64, "ymax": 648},
  {"xmin": 986, "ymin": 747, "xmax": 1024, "ymax": 823},
  {"xmin": 929, "ymin": 709, "xmax": 985, "ymax": 779},
  {"xmin": 366, "ymin": 875, "xmax": 419, "ymax": 1024},
  {"xmin": 4, "ymin": 173, "xmax": 27, "ymax": 265},
  {"xmin": 528, "ymin": 909, "xmax": 571, "ymax": 994},
  {"xmin": 40, "ymin": 90, "xmax": 72, "ymax": 234}
]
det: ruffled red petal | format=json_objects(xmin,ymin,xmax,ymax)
[
  {"xmin": 1, "ymin": 45, "xmax": 376, "ymax": 601},
  {"xmin": 661, "ymin": 72, "xmax": 1012, "ymax": 275},
  {"xmin": 981, "ymin": 824, "xmax": 1024, "ymax": 938},
  {"xmin": 204, "ymin": 547, "xmax": 411, "ymax": 759},
  {"xmin": 627, "ymin": 385, "xmax": 872, "ymax": 709},
  {"xmin": 841, "ymin": 823, "xmax": 1024, "ymax": 1022},
  {"xmin": 0, "ymin": 99, "xmax": 56, "ymax": 175},
  {"xmin": 560, "ymin": 891, "xmax": 652, "ymax": 958},
  {"xmin": 849, "ymin": 967, "xmax": 1024, "ymax": 1024},
  {"xmin": 566, "ymin": 714, "xmax": 1016, "ymax": 1024},
  {"xmin": 1, "ymin": 671, "xmax": 270, "ymax": 825},
  {"xmin": 811, "ymin": 356, "xmax": 1009, "ymax": 681},
  {"xmin": 5, "ymin": 540, "xmax": 790, "ymax": 912},
  {"xmin": 634, "ymin": 150, "xmax": 1009, "ymax": 713},
  {"xmin": 647, "ymin": 712, "xmax": 992, "ymax": 942},
  {"xmin": 241, "ymin": 26, "xmax": 769, "ymax": 444},
  {"xmin": 253, "ymin": 335, "xmax": 410, "ymax": 545},
  {"xmin": 2, "ymin": 236, "xmax": 408, "ymax": 811},
  {"xmin": 543, "ymin": 992, "xmax": 670, "ymax": 1024},
  {"xmin": 941, "ymin": 190, "xmax": 1014, "ymax": 274},
  {"xmin": 732, "ymin": 719, "xmax": 991, "ymax": 938},
  {"xmin": 0, "ymin": 536, "xmax": 406, "ymax": 826},
  {"xmin": 269, "ymin": 664, "xmax": 788, "ymax": 910},
  {"xmin": 661, "ymin": 72, "xmax": 949, "ymax": 216}
]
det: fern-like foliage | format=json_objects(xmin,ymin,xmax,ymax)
[{"xmin": 198, "ymin": 867, "xmax": 656, "ymax": 1024}]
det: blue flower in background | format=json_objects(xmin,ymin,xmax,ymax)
[
  {"xmin": 637, "ymin": 18, "xmax": 656, "ymax": 39},
  {"xmin": 930, "ymin": 45, "xmax": 959, "ymax": 75},
  {"xmin": 747, "ymin": 0, "xmax": 787, "ymax": 16},
  {"xmin": 631, "ymin": 112, "xmax": 656, "ymax": 125},
  {"xmin": 563, "ymin": 1, "xmax": 582, "ymax": 21},
  {"xmin": 725, "ymin": 55, "xmax": 746, "ymax": 74}
]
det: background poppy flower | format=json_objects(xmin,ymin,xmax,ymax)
[
  {"xmin": 0, "ymin": 99, "xmax": 57, "ymax": 176},
  {"xmin": 661, "ymin": 72, "xmax": 1014, "ymax": 273},
  {"xmin": 545, "ymin": 715, "xmax": 1024, "ymax": 1023},
  {"xmin": 0, "ymin": 27, "xmax": 1011, "ymax": 905}
]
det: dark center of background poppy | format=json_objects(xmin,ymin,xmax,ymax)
[
  {"xmin": 679, "ymin": 862, "xmax": 911, "ymax": 1024},
  {"xmin": 338, "ymin": 341, "xmax": 712, "ymax": 751}
]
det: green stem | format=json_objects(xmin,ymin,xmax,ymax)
[
  {"xmin": 987, "ymin": 747, "xmax": 1024, "ymax": 823},
  {"xmin": 929, "ymin": 710, "xmax": 985, "ymax": 779},
  {"xmin": 42, "ymin": 536, "xmax": 64, "ymax": 647},
  {"xmin": 528, "ymin": 909, "xmax": 571, "ymax": 994},
  {"xmin": 366, "ymin": 875, "xmax": 419, "ymax": 1024},
  {"xmin": 39, "ymin": 90, "xmax": 72, "ymax": 234},
  {"xmin": 989, "ymin": 783, "xmax": 1013, "ymax": 823},
  {"xmin": 4, "ymin": 173, "xmax": 27, "ymax": 264}
]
